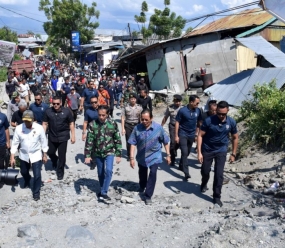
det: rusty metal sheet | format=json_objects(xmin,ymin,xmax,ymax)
[{"xmin": 185, "ymin": 8, "xmax": 273, "ymax": 37}]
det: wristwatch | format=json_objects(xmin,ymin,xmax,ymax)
[{"xmin": 166, "ymin": 154, "xmax": 171, "ymax": 157}]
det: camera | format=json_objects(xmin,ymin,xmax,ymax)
[{"xmin": 0, "ymin": 169, "xmax": 19, "ymax": 187}]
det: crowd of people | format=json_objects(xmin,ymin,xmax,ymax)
[{"xmin": 0, "ymin": 57, "xmax": 238, "ymax": 207}]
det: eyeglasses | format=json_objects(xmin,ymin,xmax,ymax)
[
  {"xmin": 99, "ymin": 86, "xmax": 104, "ymax": 88},
  {"xmin": 91, "ymin": 101, "xmax": 98, "ymax": 104},
  {"xmin": 216, "ymin": 112, "xmax": 227, "ymax": 117},
  {"xmin": 35, "ymin": 99, "xmax": 41, "ymax": 101},
  {"xmin": 141, "ymin": 119, "xmax": 150, "ymax": 121},
  {"xmin": 52, "ymin": 103, "xmax": 61, "ymax": 106},
  {"xmin": 89, "ymin": 84, "xmax": 94, "ymax": 86}
]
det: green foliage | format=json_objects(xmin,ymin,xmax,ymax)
[
  {"xmin": 238, "ymin": 81, "xmax": 285, "ymax": 147},
  {"xmin": 46, "ymin": 46, "xmax": 59, "ymax": 58},
  {"xmin": 134, "ymin": 0, "xmax": 186, "ymax": 42},
  {"xmin": 0, "ymin": 67, "xmax": 7, "ymax": 82},
  {"xmin": 0, "ymin": 27, "xmax": 18, "ymax": 43},
  {"xmin": 185, "ymin": 26, "xmax": 193, "ymax": 34},
  {"xmin": 39, "ymin": 0, "xmax": 100, "ymax": 53},
  {"xmin": 13, "ymin": 54, "xmax": 21, "ymax": 61}
]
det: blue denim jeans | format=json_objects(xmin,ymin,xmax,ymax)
[
  {"xmin": 20, "ymin": 159, "xmax": 42, "ymax": 198},
  {"xmin": 116, "ymin": 92, "xmax": 122, "ymax": 107},
  {"xmin": 95, "ymin": 155, "xmax": 114, "ymax": 195}
]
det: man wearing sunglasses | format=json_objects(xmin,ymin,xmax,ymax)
[
  {"xmin": 197, "ymin": 101, "xmax": 238, "ymax": 207},
  {"xmin": 175, "ymin": 95, "xmax": 202, "ymax": 180},
  {"xmin": 29, "ymin": 93, "xmax": 49, "ymax": 125},
  {"xmin": 42, "ymin": 96, "xmax": 75, "ymax": 180},
  {"xmin": 80, "ymin": 80, "xmax": 99, "ymax": 113}
]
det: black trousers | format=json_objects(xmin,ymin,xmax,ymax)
[
  {"xmin": 201, "ymin": 152, "xmax": 227, "ymax": 199},
  {"xmin": 0, "ymin": 145, "xmax": 6, "ymax": 169},
  {"xmin": 125, "ymin": 122, "xmax": 138, "ymax": 157},
  {"xmin": 71, "ymin": 109, "xmax": 78, "ymax": 122},
  {"xmin": 47, "ymin": 140, "xmax": 68, "ymax": 179},
  {"xmin": 62, "ymin": 93, "xmax": 67, "ymax": 106},
  {"xmin": 169, "ymin": 124, "xmax": 180, "ymax": 163},
  {"xmin": 138, "ymin": 163, "xmax": 159, "ymax": 199},
  {"xmin": 179, "ymin": 136, "xmax": 195, "ymax": 176}
]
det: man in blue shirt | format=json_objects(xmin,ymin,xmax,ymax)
[
  {"xmin": 128, "ymin": 109, "xmax": 171, "ymax": 205},
  {"xmin": 80, "ymin": 81, "xmax": 99, "ymax": 113},
  {"xmin": 175, "ymin": 95, "xmax": 202, "ymax": 180},
  {"xmin": 197, "ymin": 101, "xmax": 238, "ymax": 207},
  {"xmin": 29, "ymin": 92, "xmax": 49, "ymax": 125},
  {"xmin": 51, "ymin": 75, "xmax": 58, "ymax": 92},
  {"xmin": 0, "ymin": 112, "xmax": 10, "ymax": 175},
  {"xmin": 114, "ymin": 76, "xmax": 123, "ymax": 109},
  {"xmin": 61, "ymin": 77, "xmax": 71, "ymax": 107}
]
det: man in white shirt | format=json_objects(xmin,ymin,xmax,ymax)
[
  {"xmin": 56, "ymin": 74, "xmax": 65, "ymax": 97},
  {"xmin": 18, "ymin": 79, "xmax": 30, "ymax": 106},
  {"xmin": 10, "ymin": 110, "xmax": 48, "ymax": 201}
]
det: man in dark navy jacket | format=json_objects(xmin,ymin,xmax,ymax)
[
  {"xmin": 175, "ymin": 95, "xmax": 202, "ymax": 180},
  {"xmin": 197, "ymin": 101, "xmax": 238, "ymax": 207}
]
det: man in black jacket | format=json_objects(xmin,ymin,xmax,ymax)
[{"xmin": 137, "ymin": 89, "xmax": 152, "ymax": 112}]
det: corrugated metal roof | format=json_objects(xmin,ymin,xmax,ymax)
[
  {"xmin": 236, "ymin": 36, "xmax": 285, "ymax": 67},
  {"xmin": 185, "ymin": 8, "xmax": 273, "ymax": 37},
  {"xmin": 204, "ymin": 67, "xmax": 285, "ymax": 106}
]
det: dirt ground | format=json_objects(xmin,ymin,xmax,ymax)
[{"xmin": 1, "ymin": 89, "xmax": 285, "ymax": 248}]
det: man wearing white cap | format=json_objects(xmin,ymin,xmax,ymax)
[{"xmin": 10, "ymin": 110, "xmax": 48, "ymax": 201}]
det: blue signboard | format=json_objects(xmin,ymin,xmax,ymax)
[{"xmin": 71, "ymin": 31, "xmax": 80, "ymax": 52}]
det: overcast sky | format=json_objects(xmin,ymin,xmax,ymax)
[{"xmin": 0, "ymin": 0, "xmax": 257, "ymax": 35}]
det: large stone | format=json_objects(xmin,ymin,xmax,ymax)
[
  {"xmin": 65, "ymin": 225, "xmax": 95, "ymax": 242},
  {"xmin": 121, "ymin": 196, "xmax": 136, "ymax": 204},
  {"xmin": 17, "ymin": 224, "xmax": 42, "ymax": 239}
]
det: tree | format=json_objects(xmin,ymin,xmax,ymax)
[
  {"xmin": 27, "ymin": 30, "xmax": 35, "ymax": 36},
  {"xmin": 134, "ymin": 0, "xmax": 186, "ymax": 43},
  {"xmin": 0, "ymin": 27, "xmax": 18, "ymax": 43},
  {"xmin": 134, "ymin": 1, "xmax": 152, "ymax": 43},
  {"xmin": 185, "ymin": 26, "xmax": 193, "ymax": 35},
  {"xmin": 149, "ymin": 0, "xmax": 186, "ymax": 40},
  {"xmin": 39, "ymin": 0, "xmax": 100, "ymax": 53}
]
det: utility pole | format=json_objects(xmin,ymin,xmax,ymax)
[{"xmin": 127, "ymin": 23, "xmax": 133, "ymax": 47}]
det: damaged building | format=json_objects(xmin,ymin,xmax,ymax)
[{"xmin": 114, "ymin": 8, "xmax": 285, "ymax": 93}]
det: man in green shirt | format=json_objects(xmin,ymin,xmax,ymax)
[{"xmin": 84, "ymin": 105, "xmax": 122, "ymax": 201}]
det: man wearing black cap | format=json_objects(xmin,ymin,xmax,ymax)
[
  {"xmin": 161, "ymin": 94, "xmax": 183, "ymax": 166},
  {"xmin": 10, "ymin": 110, "xmax": 48, "ymax": 201},
  {"xmin": 121, "ymin": 93, "xmax": 143, "ymax": 161},
  {"xmin": 66, "ymin": 86, "xmax": 81, "ymax": 122}
]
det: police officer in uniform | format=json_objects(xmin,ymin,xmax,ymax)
[
  {"xmin": 121, "ymin": 84, "xmax": 136, "ymax": 107},
  {"xmin": 161, "ymin": 94, "xmax": 183, "ymax": 166},
  {"xmin": 121, "ymin": 93, "xmax": 143, "ymax": 161}
]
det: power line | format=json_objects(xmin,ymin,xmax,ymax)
[
  {"xmin": 186, "ymin": 1, "xmax": 260, "ymax": 23},
  {"xmin": 0, "ymin": 5, "xmax": 45, "ymax": 23},
  {"xmin": 0, "ymin": 5, "xmax": 46, "ymax": 17}
]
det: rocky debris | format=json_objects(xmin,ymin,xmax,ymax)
[
  {"xmin": 17, "ymin": 224, "xmax": 42, "ymax": 239},
  {"xmin": 65, "ymin": 225, "xmax": 95, "ymax": 242},
  {"xmin": 120, "ymin": 196, "xmax": 136, "ymax": 204}
]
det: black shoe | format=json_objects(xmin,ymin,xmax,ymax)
[
  {"xmin": 201, "ymin": 185, "xmax": 208, "ymax": 193},
  {"xmin": 57, "ymin": 177, "xmax": 63, "ymax": 180},
  {"xmin": 213, "ymin": 198, "xmax": 223, "ymax": 207},
  {"xmin": 33, "ymin": 196, "xmax": 40, "ymax": 201},
  {"xmin": 97, "ymin": 192, "xmax": 102, "ymax": 199},
  {"xmin": 100, "ymin": 194, "xmax": 111, "ymax": 201},
  {"xmin": 184, "ymin": 174, "xmax": 191, "ymax": 181},
  {"xmin": 90, "ymin": 160, "xmax": 96, "ymax": 170}
]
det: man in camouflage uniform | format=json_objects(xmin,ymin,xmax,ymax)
[
  {"xmin": 41, "ymin": 87, "xmax": 52, "ymax": 105},
  {"xmin": 127, "ymin": 75, "xmax": 136, "ymax": 89},
  {"xmin": 121, "ymin": 93, "xmax": 143, "ymax": 161},
  {"xmin": 161, "ymin": 94, "xmax": 183, "ymax": 167},
  {"xmin": 84, "ymin": 105, "xmax": 122, "ymax": 201},
  {"xmin": 121, "ymin": 84, "xmax": 136, "ymax": 107}
]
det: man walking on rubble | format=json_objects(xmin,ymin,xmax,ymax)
[{"xmin": 197, "ymin": 101, "xmax": 238, "ymax": 207}]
